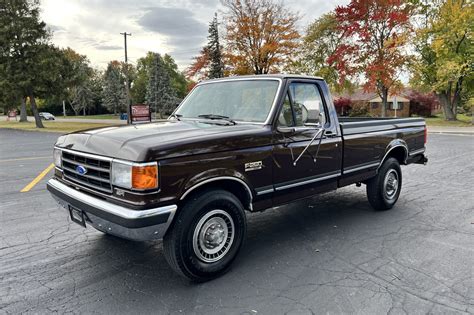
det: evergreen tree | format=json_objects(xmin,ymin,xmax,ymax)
[
  {"xmin": 145, "ymin": 53, "xmax": 176, "ymax": 118},
  {"xmin": 103, "ymin": 61, "xmax": 126, "ymax": 115},
  {"xmin": 207, "ymin": 14, "xmax": 224, "ymax": 79}
]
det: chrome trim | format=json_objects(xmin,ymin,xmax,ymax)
[
  {"xmin": 59, "ymin": 147, "xmax": 113, "ymax": 162},
  {"xmin": 377, "ymin": 144, "xmax": 409, "ymax": 171},
  {"xmin": 62, "ymin": 157, "xmax": 110, "ymax": 173},
  {"xmin": 341, "ymin": 126, "xmax": 425, "ymax": 138},
  {"xmin": 63, "ymin": 174, "xmax": 112, "ymax": 193},
  {"xmin": 48, "ymin": 178, "xmax": 176, "ymax": 220},
  {"xmin": 63, "ymin": 166, "xmax": 110, "ymax": 183},
  {"xmin": 340, "ymin": 118, "xmax": 425, "ymax": 125},
  {"xmin": 409, "ymin": 148, "xmax": 425, "ymax": 156},
  {"xmin": 343, "ymin": 162, "xmax": 380, "ymax": 174},
  {"xmin": 256, "ymin": 188, "xmax": 275, "ymax": 195},
  {"xmin": 180, "ymin": 176, "xmax": 253, "ymax": 210},
  {"xmin": 275, "ymin": 172, "xmax": 341, "ymax": 191},
  {"xmin": 112, "ymin": 159, "xmax": 157, "ymax": 167},
  {"xmin": 171, "ymin": 77, "xmax": 283, "ymax": 125}
]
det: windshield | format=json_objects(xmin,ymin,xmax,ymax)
[{"xmin": 175, "ymin": 80, "xmax": 280, "ymax": 123}]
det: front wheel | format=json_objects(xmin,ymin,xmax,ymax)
[
  {"xmin": 163, "ymin": 189, "xmax": 247, "ymax": 282},
  {"xmin": 366, "ymin": 157, "xmax": 402, "ymax": 210}
]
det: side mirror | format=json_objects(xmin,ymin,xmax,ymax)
[{"xmin": 302, "ymin": 101, "xmax": 322, "ymax": 126}]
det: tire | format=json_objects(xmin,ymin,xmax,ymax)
[
  {"xmin": 163, "ymin": 189, "xmax": 247, "ymax": 282},
  {"xmin": 366, "ymin": 157, "xmax": 402, "ymax": 211}
]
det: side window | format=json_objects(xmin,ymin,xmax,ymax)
[
  {"xmin": 277, "ymin": 93, "xmax": 294, "ymax": 127},
  {"xmin": 289, "ymin": 83, "xmax": 327, "ymax": 126}
]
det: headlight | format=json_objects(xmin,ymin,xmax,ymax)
[
  {"xmin": 53, "ymin": 148, "xmax": 62, "ymax": 168},
  {"xmin": 112, "ymin": 161, "xmax": 158, "ymax": 190}
]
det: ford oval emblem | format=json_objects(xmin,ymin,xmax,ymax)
[{"xmin": 76, "ymin": 165, "xmax": 87, "ymax": 175}]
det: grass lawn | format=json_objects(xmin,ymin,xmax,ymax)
[
  {"xmin": 424, "ymin": 113, "xmax": 473, "ymax": 127},
  {"xmin": 61, "ymin": 114, "xmax": 120, "ymax": 120},
  {"xmin": 0, "ymin": 120, "xmax": 116, "ymax": 133}
]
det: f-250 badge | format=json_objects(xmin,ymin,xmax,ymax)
[{"xmin": 245, "ymin": 161, "xmax": 262, "ymax": 171}]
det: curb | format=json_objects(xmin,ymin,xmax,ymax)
[{"xmin": 428, "ymin": 131, "xmax": 474, "ymax": 136}]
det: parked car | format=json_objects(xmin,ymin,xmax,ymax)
[
  {"xmin": 39, "ymin": 112, "xmax": 55, "ymax": 120},
  {"xmin": 47, "ymin": 75, "xmax": 428, "ymax": 281}
]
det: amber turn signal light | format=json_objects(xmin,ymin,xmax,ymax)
[{"xmin": 132, "ymin": 164, "xmax": 158, "ymax": 190}]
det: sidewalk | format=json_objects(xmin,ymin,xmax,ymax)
[{"xmin": 427, "ymin": 126, "xmax": 474, "ymax": 135}]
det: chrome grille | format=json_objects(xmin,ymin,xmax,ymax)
[{"xmin": 61, "ymin": 150, "xmax": 112, "ymax": 193}]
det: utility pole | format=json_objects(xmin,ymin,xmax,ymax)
[{"xmin": 120, "ymin": 32, "xmax": 132, "ymax": 124}]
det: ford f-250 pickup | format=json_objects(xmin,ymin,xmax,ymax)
[{"xmin": 47, "ymin": 75, "xmax": 428, "ymax": 281}]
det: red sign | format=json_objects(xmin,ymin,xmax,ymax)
[{"xmin": 131, "ymin": 104, "xmax": 151, "ymax": 124}]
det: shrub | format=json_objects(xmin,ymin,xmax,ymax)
[
  {"xmin": 349, "ymin": 102, "xmax": 370, "ymax": 117},
  {"xmin": 334, "ymin": 97, "xmax": 352, "ymax": 116},
  {"xmin": 408, "ymin": 91, "xmax": 439, "ymax": 117}
]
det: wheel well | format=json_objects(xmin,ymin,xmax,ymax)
[
  {"xmin": 179, "ymin": 179, "xmax": 253, "ymax": 211},
  {"xmin": 383, "ymin": 146, "xmax": 407, "ymax": 165}
]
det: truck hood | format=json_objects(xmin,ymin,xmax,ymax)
[{"xmin": 55, "ymin": 120, "xmax": 272, "ymax": 161}]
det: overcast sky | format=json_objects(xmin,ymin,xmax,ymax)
[{"xmin": 40, "ymin": 0, "xmax": 349, "ymax": 70}]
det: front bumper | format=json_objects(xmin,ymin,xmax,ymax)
[{"xmin": 47, "ymin": 178, "xmax": 177, "ymax": 241}]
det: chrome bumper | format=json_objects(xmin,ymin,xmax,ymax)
[{"xmin": 47, "ymin": 178, "xmax": 177, "ymax": 241}]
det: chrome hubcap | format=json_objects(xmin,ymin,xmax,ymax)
[
  {"xmin": 193, "ymin": 210, "xmax": 234, "ymax": 263},
  {"xmin": 384, "ymin": 169, "xmax": 399, "ymax": 199}
]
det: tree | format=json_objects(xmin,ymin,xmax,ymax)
[
  {"xmin": 187, "ymin": 13, "xmax": 225, "ymax": 81},
  {"xmin": 330, "ymin": 0, "xmax": 413, "ymax": 117},
  {"xmin": 70, "ymin": 83, "xmax": 94, "ymax": 116},
  {"xmin": 294, "ymin": 13, "xmax": 354, "ymax": 94},
  {"xmin": 222, "ymin": 0, "xmax": 300, "ymax": 75},
  {"xmin": 145, "ymin": 53, "xmax": 176, "ymax": 118},
  {"xmin": 186, "ymin": 47, "xmax": 210, "ymax": 81},
  {"xmin": 207, "ymin": 14, "xmax": 224, "ymax": 79},
  {"xmin": 411, "ymin": 0, "xmax": 473, "ymax": 120},
  {"xmin": 132, "ymin": 52, "xmax": 187, "ymax": 103},
  {"xmin": 0, "ymin": 0, "xmax": 51, "ymax": 127},
  {"xmin": 103, "ymin": 61, "xmax": 126, "ymax": 115},
  {"xmin": 61, "ymin": 48, "xmax": 94, "ymax": 115},
  {"xmin": 131, "ymin": 52, "xmax": 153, "ymax": 104},
  {"xmin": 162, "ymin": 54, "xmax": 188, "ymax": 98}
]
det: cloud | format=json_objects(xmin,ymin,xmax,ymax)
[
  {"xmin": 41, "ymin": 0, "xmax": 349, "ymax": 69},
  {"xmin": 47, "ymin": 24, "xmax": 66, "ymax": 33},
  {"xmin": 95, "ymin": 44, "xmax": 123, "ymax": 51},
  {"xmin": 137, "ymin": 7, "xmax": 207, "ymax": 49}
]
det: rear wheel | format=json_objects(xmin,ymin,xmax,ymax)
[
  {"xmin": 366, "ymin": 157, "xmax": 402, "ymax": 210},
  {"xmin": 163, "ymin": 189, "xmax": 247, "ymax": 282}
]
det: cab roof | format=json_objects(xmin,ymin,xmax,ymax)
[{"xmin": 201, "ymin": 74, "xmax": 324, "ymax": 83}]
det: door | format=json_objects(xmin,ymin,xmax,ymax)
[{"xmin": 272, "ymin": 81, "xmax": 342, "ymax": 205}]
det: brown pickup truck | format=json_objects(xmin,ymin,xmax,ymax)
[{"xmin": 47, "ymin": 75, "xmax": 428, "ymax": 281}]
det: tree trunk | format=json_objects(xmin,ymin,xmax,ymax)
[
  {"xmin": 83, "ymin": 106, "xmax": 86, "ymax": 116},
  {"xmin": 437, "ymin": 92, "xmax": 456, "ymax": 121},
  {"xmin": 29, "ymin": 92, "xmax": 44, "ymax": 128},
  {"xmin": 19, "ymin": 97, "xmax": 28, "ymax": 122},
  {"xmin": 381, "ymin": 86, "xmax": 388, "ymax": 118}
]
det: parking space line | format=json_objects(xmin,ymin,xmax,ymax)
[
  {"xmin": 0, "ymin": 156, "xmax": 50, "ymax": 163},
  {"xmin": 20, "ymin": 163, "xmax": 55, "ymax": 192}
]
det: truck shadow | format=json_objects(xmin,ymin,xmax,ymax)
[{"xmin": 87, "ymin": 188, "xmax": 381, "ymax": 290}]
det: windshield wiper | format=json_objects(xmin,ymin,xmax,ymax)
[
  {"xmin": 197, "ymin": 114, "xmax": 236, "ymax": 125},
  {"xmin": 169, "ymin": 113, "xmax": 182, "ymax": 121}
]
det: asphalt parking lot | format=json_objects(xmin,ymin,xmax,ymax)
[{"xmin": 0, "ymin": 128, "xmax": 473, "ymax": 314}]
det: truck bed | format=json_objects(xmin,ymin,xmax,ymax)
[{"xmin": 337, "ymin": 117, "xmax": 426, "ymax": 186}]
